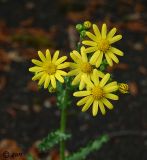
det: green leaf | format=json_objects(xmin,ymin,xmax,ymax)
[
  {"xmin": 38, "ymin": 130, "xmax": 71, "ymax": 152},
  {"xmin": 65, "ymin": 134, "xmax": 109, "ymax": 160},
  {"xmin": 26, "ymin": 154, "xmax": 34, "ymax": 160}
]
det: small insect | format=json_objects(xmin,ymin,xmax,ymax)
[{"xmin": 118, "ymin": 83, "xmax": 129, "ymax": 94}]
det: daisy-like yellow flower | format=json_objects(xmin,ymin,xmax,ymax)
[
  {"xmin": 73, "ymin": 71, "xmax": 119, "ymax": 116},
  {"xmin": 68, "ymin": 46, "xmax": 104, "ymax": 90},
  {"xmin": 29, "ymin": 49, "xmax": 69, "ymax": 89},
  {"xmin": 82, "ymin": 23, "xmax": 124, "ymax": 67}
]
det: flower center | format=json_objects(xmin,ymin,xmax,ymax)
[
  {"xmin": 91, "ymin": 86, "xmax": 104, "ymax": 100},
  {"xmin": 43, "ymin": 62, "xmax": 56, "ymax": 75},
  {"xmin": 98, "ymin": 39, "xmax": 110, "ymax": 52},
  {"xmin": 81, "ymin": 62, "xmax": 93, "ymax": 73}
]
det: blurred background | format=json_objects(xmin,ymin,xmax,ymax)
[{"xmin": 0, "ymin": 0, "xmax": 147, "ymax": 159}]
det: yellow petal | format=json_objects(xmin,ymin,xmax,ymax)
[
  {"xmin": 105, "ymin": 54, "xmax": 113, "ymax": 66},
  {"xmin": 38, "ymin": 51, "xmax": 46, "ymax": 62},
  {"xmin": 46, "ymin": 49, "xmax": 51, "ymax": 61},
  {"xmin": 55, "ymin": 72, "xmax": 64, "ymax": 83},
  {"xmin": 108, "ymin": 52, "xmax": 119, "ymax": 63},
  {"xmin": 103, "ymin": 85, "xmax": 118, "ymax": 93},
  {"xmin": 101, "ymin": 98, "xmax": 113, "ymax": 109},
  {"xmin": 52, "ymin": 50, "xmax": 59, "ymax": 63},
  {"xmin": 82, "ymin": 96, "xmax": 93, "ymax": 112},
  {"xmin": 32, "ymin": 72, "xmax": 44, "ymax": 80},
  {"xmin": 101, "ymin": 23, "xmax": 107, "ymax": 39},
  {"xmin": 82, "ymin": 75, "xmax": 94, "ymax": 88},
  {"xmin": 90, "ymin": 50, "xmax": 100, "ymax": 64},
  {"xmin": 110, "ymin": 47, "xmax": 124, "ymax": 56},
  {"xmin": 93, "ymin": 24, "xmax": 101, "ymax": 38},
  {"xmin": 104, "ymin": 81, "xmax": 117, "ymax": 88},
  {"xmin": 91, "ymin": 69, "xmax": 99, "ymax": 85},
  {"xmin": 68, "ymin": 69, "xmax": 79, "ymax": 76},
  {"xmin": 32, "ymin": 59, "xmax": 43, "ymax": 66},
  {"xmin": 97, "ymin": 70, "xmax": 105, "ymax": 78},
  {"xmin": 69, "ymin": 62, "xmax": 78, "ymax": 69},
  {"xmin": 109, "ymin": 35, "xmax": 122, "ymax": 44},
  {"xmin": 81, "ymin": 51, "xmax": 88, "ymax": 63},
  {"xmin": 50, "ymin": 75, "xmax": 56, "ymax": 88},
  {"xmin": 85, "ymin": 46, "xmax": 97, "ymax": 54},
  {"xmin": 99, "ymin": 73, "xmax": 110, "ymax": 87},
  {"xmin": 29, "ymin": 66, "xmax": 43, "ymax": 72},
  {"xmin": 70, "ymin": 52, "xmax": 80, "ymax": 63},
  {"xmin": 57, "ymin": 62, "xmax": 69, "ymax": 69},
  {"xmin": 72, "ymin": 73, "xmax": 82, "ymax": 85},
  {"xmin": 82, "ymin": 40, "xmax": 97, "ymax": 46},
  {"xmin": 107, "ymin": 28, "xmax": 117, "ymax": 39},
  {"xmin": 44, "ymin": 75, "xmax": 50, "ymax": 88},
  {"xmin": 72, "ymin": 50, "xmax": 82, "ymax": 59},
  {"xmin": 38, "ymin": 74, "xmax": 47, "ymax": 86},
  {"xmin": 98, "ymin": 100, "xmax": 106, "ymax": 115},
  {"xmin": 105, "ymin": 93, "xmax": 119, "ymax": 100},
  {"xmin": 96, "ymin": 52, "xmax": 103, "ymax": 68},
  {"xmin": 77, "ymin": 96, "xmax": 90, "ymax": 106},
  {"xmin": 79, "ymin": 78, "xmax": 85, "ymax": 90},
  {"xmin": 56, "ymin": 70, "xmax": 67, "ymax": 76},
  {"xmin": 73, "ymin": 91, "xmax": 91, "ymax": 97},
  {"xmin": 55, "ymin": 56, "xmax": 67, "ymax": 65},
  {"xmin": 92, "ymin": 100, "xmax": 98, "ymax": 116},
  {"xmin": 86, "ymin": 31, "xmax": 97, "ymax": 41}
]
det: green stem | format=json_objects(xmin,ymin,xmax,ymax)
[{"xmin": 60, "ymin": 108, "xmax": 67, "ymax": 160}]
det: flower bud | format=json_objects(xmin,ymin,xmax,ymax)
[
  {"xmin": 80, "ymin": 30, "xmax": 86, "ymax": 38},
  {"xmin": 76, "ymin": 24, "xmax": 83, "ymax": 32},
  {"xmin": 118, "ymin": 83, "xmax": 129, "ymax": 94},
  {"xmin": 83, "ymin": 21, "xmax": 91, "ymax": 29}
]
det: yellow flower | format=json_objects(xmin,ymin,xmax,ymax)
[
  {"xmin": 29, "ymin": 49, "xmax": 69, "ymax": 89},
  {"xmin": 118, "ymin": 83, "xmax": 129, "ymax": 94},
  {"xmin": 82, "ymin": 23, "xmax": 124, "ymax": 67},
  {"xmin": 73, "ymin": 72, "xmax": 119, "ymax": 116},
  {"xmin": 68, "ymin": 46, "xmax": 104, "ymax": 90}
]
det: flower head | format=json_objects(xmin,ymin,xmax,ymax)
[
  {"xmin": 73, "ymin": 71, "xmax": 119, "ymax": 116},
  {"xmin": 29, "ymin": 49, "xmax": 69, "ymax": 89},
  {"xmin": 118, "ymin": 83, "xmax": 129, "ymax": 94},
  {"xmin": 68, "ymin": 47, "xmax": 104, "ymax": 90},
  {"xmin": 82, "ymin": 23, "xmax": 124, "ymax": 67}
]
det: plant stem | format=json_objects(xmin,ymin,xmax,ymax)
[{"xmin": 60, "ymin": 108, "xmax": 67, "ymax": 160}]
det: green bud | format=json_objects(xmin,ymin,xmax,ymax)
[
  {"xmin": 80, "ymin": 30, "xmax": 86, "ymax": 38},
  {"xmin": 76, "ymin": 24, "xmax": 83, "ymax": 32}
]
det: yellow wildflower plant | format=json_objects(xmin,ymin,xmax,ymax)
[
  {"xmin": 73, "ymin": 71, "xmax": 119, "ymax": 116},
  {"xmin": 68, "ymin": 46, "xmax": 104, "ymax": 90},
  {"xmin": 29, "ymin": 49, "xmax": 69, "ymax": 89},
  {"xmin": 82, "ymin": 23, "xmax": 124, "ymax": 67}
]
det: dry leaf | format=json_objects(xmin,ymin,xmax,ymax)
[{"xmin": 128, "ymin": 81, "xmax": 138, "ymax": 96}]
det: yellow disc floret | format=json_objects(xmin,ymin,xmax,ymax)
[
  {"xmin": 43, "ymin": 62, "xmax": 56, "ymax": 75},
  {"xmin": 98, "ymin": 39, "xmax": 110, "ymax": 52},
  {"xmin": 91, "ymin": 86, "xmax": 104, "ymax": 100},
  {"xmin": 81, "ymin": 62, "xmax": 93, "ymax": 73}
]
